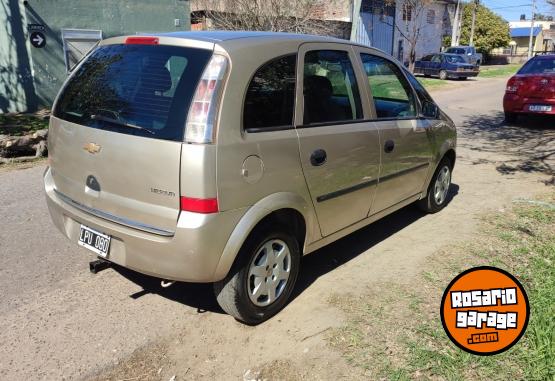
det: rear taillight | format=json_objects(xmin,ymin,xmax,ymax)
[
  {"xmin": 180, "ymin": 196, "xmax": 219, "ymax": 214},
  {"xmin": 125, "ymin": 36, "xmax": 159, "ymax": 45},
  {"xmin": 185, "ymin": 54, "xmax": 228, "ymax": 144},
  {"xmin": 506, "ymin": 77, "xmax": 521, "ymax": 93}
]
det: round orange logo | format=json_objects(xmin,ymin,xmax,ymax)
[{"xmin": 440, "ymin": 266, "xmax": 529, "ymax": 355}]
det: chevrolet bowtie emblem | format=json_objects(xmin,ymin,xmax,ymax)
[{"xmin": 83, "ymin": 142, "xmax": 101, "ymax": 154}]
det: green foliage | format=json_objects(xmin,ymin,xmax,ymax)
[
  {"xmin": 534, "ymin": 13, "xmax": 553, "ymax": 22},
  {"xmin": 459, "ymin": 4, "xmax": 511, "ymax": 54}
]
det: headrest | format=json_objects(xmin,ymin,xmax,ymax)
[{"xmin": 304, "ymin": 75, "xmax": 333, "ymax": 96}]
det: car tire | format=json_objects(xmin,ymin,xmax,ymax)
[
  {"xmin": 418, "ymin": 157, "xmax": 452, "ymax": 213},
  {"xmin": 504, "ymin": 112, "xmax": 518, "ymax": 123},
  {"xmin": 213, "ymin": 225, "xmax": 301, "ymax": 325},
  {"xmin": 460, "ymin": 77, "xmax": 468, "ymax": 80},
  {"xmin": 439, "ymin": 70, "xmax": 448, "ymax": 80}
]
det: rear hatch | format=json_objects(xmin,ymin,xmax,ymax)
[
  {"xmin": 49, "ymin": 39, "xmax": 212, "ymax": 234},
  {"xmin": 514, "ymin": 57, "xmax": 555, "ymax": 99}
]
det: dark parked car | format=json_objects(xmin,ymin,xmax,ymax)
[
  {"xmin": 503, "ymin": 54, "xmax": 555, "ymax": 122},
  {"xmin": 414, "ymin": 53, "xmax": 480, "ymax": 80}
]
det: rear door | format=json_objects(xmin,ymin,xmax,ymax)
[
  {"xmin": 49, "ymin": 41, "xmax": 212, "ymax": 233},
  {"xmin": 295, "ymin": 43, "xmax": 381, "ymax": 237},
  {"xmin": 356, "ymin": 50, "xmax": 433, "ymax": 214},
  {"xmin": 416, "ymin": 55, "xmax": 432, "ymax": 75}
]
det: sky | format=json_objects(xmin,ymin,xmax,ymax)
[{"xmin": 481, "ymin": 0, "xmax": 554, "ymax": 22}]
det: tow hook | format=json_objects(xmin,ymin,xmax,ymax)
[{"xmin": 89, "ymin": 258, "xmax": 111, "ymax": 274}]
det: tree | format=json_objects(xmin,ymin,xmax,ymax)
[
  {"xmin": 190, "ymin": 0, "xmax": 339, "ymax": 36},
  {"xmin": 457, "ymin": 3, "xmax": 511, "ymax": 54},
  {"xmin": 389, "ymin": 0, "xmax": 433, "ymax": 72},
  {"xmin": 534, "ymin": 13, "xmax": 554, "ymax": 21}
]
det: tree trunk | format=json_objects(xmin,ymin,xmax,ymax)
[
  {"xmin": 408, "ymin": 44, "xmax": 417, "ymax": 72},
  {"xmin": 0, "ymin": 129, "xmax": 48, "ymax": 158}
]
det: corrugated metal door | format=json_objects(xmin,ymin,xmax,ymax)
[{"xmin": 353, "ymin": 0, "xmax": 395, "ymax": 56}]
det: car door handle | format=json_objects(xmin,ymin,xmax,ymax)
[
  {"xmin": 384, "ymin": 140, "xmax": 395, "ymax": 153},
  {"xmin": 310, "ymin": 149, "xmax": 327, "ymax": 166}
]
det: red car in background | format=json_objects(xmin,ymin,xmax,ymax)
[{"xmin": 503, "ymin": 54, "xmax": 555, "ymax": 123}]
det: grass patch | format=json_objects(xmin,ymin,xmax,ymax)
[
  {"xmin": 328, "ymin": 193, "xmax": 555, "ymax": 380},
  {"xmin": 0, "ymin": 113, "xmax": 49, "ymax": 136},
  {"xmin": 417, "ymin": 77, "xmax": 453, "ymax": 90},
  {"xmin": 479, "ymin": 64, "xmax": 522, "ymax": 78}
]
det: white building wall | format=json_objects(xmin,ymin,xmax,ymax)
[{"xmin": 392, "ymin": 1, "xmax": 450, "ymax": 65}]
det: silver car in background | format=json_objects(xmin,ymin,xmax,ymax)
[{"xmin": 44, "ymin": 31, "xmax": 456, "ymax": 324}]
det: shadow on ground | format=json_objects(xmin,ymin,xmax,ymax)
[
  {"xmin": 111, "ymin": 185, "xmax": 460, "ymax": 317},
  {"xmin": 459, "ymin": 112, "xmax": 554, "ymax": 184}
]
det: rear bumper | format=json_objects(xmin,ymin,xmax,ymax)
[
  {"xmin": 44, "ymin": 167, "xmax": 247, "ymax": 282},
  {"xmin": 448, "ymin": 70, "xmax": 479, "ymax": 78},
  {"xmin": 503, "ymin": 94, "xmax": 555, "ymax": 114}
]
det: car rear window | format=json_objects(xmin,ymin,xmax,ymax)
[
  {"xmin": 53, "ymin": 44, "xmax": 212, "ymax": 141},
  {"xmin": 446, "ymin": 48, "xmax": 464, "ymax": 55},
  {"xmin": 518, "ymin": 57, "xmax": 555, "ymax": 74}
]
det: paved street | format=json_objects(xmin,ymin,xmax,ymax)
[{"xmin": 0, "ymin": 76, "xmax": 553, "ymax": 380}]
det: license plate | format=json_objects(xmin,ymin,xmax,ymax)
[
  {"xmin": 78, "ymin": 225, "xmax": 111, "ymax": 257},
  {"xmin": 529, "ymin": 105, "xmax": 552, "ymax": 112}
]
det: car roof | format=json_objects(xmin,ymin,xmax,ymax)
[
  {"xmin": 101, "ymin": 30, "xmax": 390, "ymax": 63},
  {"xmin": 534, "ymin": 54, "xmax": 555, "ymax": 59},
  {"xmin": 423, "ymin": 53, "xmax": 461, "ymax": 57},
  {"xmin": 155, "ymin": 30, "xmax": 347, "ymax": 44}
]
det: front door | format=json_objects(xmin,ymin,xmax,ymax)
[
  {"xmin": 356, "ymin": 51, "xmax": 432, "ymax": 213},
  {"xmin": 295, "ymin": 43, "xmax": 381, "ymax": 237}
]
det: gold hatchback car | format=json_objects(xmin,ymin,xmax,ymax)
[{"xmin": 45, "ymin": 31, "xmax": 456, "ymax": 324}]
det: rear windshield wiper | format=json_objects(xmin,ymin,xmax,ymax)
[{"xmin": 90, "ymin": 114, "xmax": 155, "ymax": 135}]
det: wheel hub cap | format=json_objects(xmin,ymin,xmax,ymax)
[
  {"xmin": 247, "ymin": 239, "xmax": 291, "ymax": 307},
  {"xmin": 434, "ymin": 166, "xmax": 451, "ymax": 205}
]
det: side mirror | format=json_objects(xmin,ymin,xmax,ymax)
[{"xmin": 421, "ymin": 101, "xmax": 439, "ymax": 119}]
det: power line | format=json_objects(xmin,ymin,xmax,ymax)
[{"xmin": 490, "ymin": 4, "xmax": 532, "ymax": 9}]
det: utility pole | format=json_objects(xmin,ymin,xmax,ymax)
[
  {"xmin": 469, "ymin": 0, "xmax": 479, "ymax": 46},
  {"xmin": 528, "ymin": 0, "xmax": 536, "ymax": 58},
  {"xmin": 451, "ymin": 0, "xmax": 461, "ymax": 46}
]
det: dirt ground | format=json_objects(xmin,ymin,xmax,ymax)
[{"xmin": 0, "ymin": 76, "xmax": 553, "ymax": 381}]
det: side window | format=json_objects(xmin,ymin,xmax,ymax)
[
  {"xmin": 303, "ymin": 50, "xmax": 363, "ymax": 125},
  {"xmin": 243, "ymin": 54, "xmax": 296, "ymax": 131},
  {"xmin": 431, "ymin": 55, "xmax": 442, "ymax": 63},
  {"xmin": 403, "ymin": 67, "xmax": 433, "ymax": 104},
  {"xmin": 360, "ymin": 53, "xmax": 416, "ymax": 119}
]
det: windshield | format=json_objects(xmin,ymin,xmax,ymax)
[
  {"xmin": 445, "ymin": 55, "xmax": 465, "ymax": 64},
  {"xmin": 518, "ymin": 58, "xmax": 555, "ymax": 74},
  {"xmin": 53, "ymin": 44, "xmax": 212, "ymax": 141}
]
